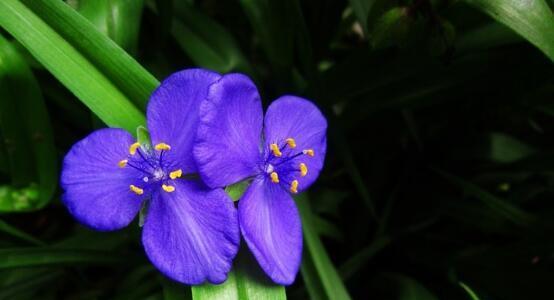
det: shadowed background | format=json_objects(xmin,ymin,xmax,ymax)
[{"xmin": 0, "ymin": 0, "xmax": 553, "ymax": 299}]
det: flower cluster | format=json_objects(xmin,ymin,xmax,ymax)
[{"xmin": 61, "ymin": 69, "xmax": 327, "ymax": 285}]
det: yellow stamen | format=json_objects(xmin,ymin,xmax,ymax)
[
  {"xmin": 154, "ymin": 143, "xmax": 171, "ymax": 151},
  {"xmin": 162, "ymin": 184, "xmax": 175, "ymax": 192},
  {"xmin": 299, "ymin": 163, "xmax": 308, "ymax": 177},
  {"xmin": 286, "ymin": 138, "xmax": 297, "ymax": 149},
  {"xmin": 169, "ymin": 169, "xmax": 183, "ymax": 180},
  {"xmin": 130, "ymin": 185, "xmax": 144, "ymax": 195},
  {"xmin": 129, "ymin": 142, "xmax": 140, "ymax": 155},
  {"xmin": 303, "ymin": 149, "xmax": 315, "ymax": 157},
  {"xmin": 270, "ymin": 172, "xmax": 279, "ymax": 183},
  {"xmin": 118, "ymin": 159, "xmax": 128, "ymax": 168},
  {"xmin": 270, "ymin": 143, "xmax": 282, "ymax": 157},
  {"xmin": 290, "ymin": 180, "xmax": 299, "ymax": 194}
]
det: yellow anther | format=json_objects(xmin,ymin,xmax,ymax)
[
  {"xmin": 270, "ymin": 172, "xmax": 279, "ymax": 183},
  {"xmin": 270, "ymin": 143, "xmax": 282, "ymax": 157},
  {"xmin": 118, "ymin": 159, "xmax": 128, "ymax": 168},
  {"xmin": 130, "ymin": 185, "xmax": 144, "ymax": 195},
  {"xmin": 154, "ymin": 143, "xmax": 171, "ymax": 151},
  {"xmin": 286, "ymin": 138, "xmax": 297, "ymax": 149},
  {"xmin": 303, "ymin": 149, "xmax": 315, "ymax": 157},
  {"xmin": 290, "ymin": 180, "xmax": 299, "ymax": 194},
  {"xmin": 129, "ymin": 142, "xmax": 141, "ymax": 155},
  {"xmin": 299, "ymin": 163, "xmax": 308, "ymax": 177},
  {"xmin": 162, "ymin": 184, "xmax": 175, "ymax": 193},
  {"xmin": 169, "ymin": 169, "xmax": 183, "ymax": 180}
]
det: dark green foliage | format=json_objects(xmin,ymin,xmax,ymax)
[{"xmin": 0, "ymin": 0, "xmax": 553, "ymax": 299}]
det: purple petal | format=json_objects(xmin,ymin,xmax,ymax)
[
  {"xmin": 61, "ymin": 128, "xmax": 143, "ymax": 231},
  {"xmin": 264, "ymin": 96, "xmax": 327, "ymax": 192},
  {"xmin": 142, "ymin": 180, "xmax": 239, "ymax": 285},
  {"xmin": 194, "ymin": 73, "xmax": 263, "ymax": 188},
  {"xmin": 147, "ymin": 69, "xmax": 221, "ymax": 173},
  {"xmin": 239, "ymin": 178, "xmax": 302, "ymax": 285}
]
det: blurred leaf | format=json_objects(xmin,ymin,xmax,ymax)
[
  {"xmin": 0, "ymin": 219, "xmax": 44, "ymax": 245},
  {"xmin": 0, "ymin": 269, "xmax": 63, "ymax": 300},
  {"xmin": 21, "ymin": 0, "xmax": 159, "ymax": 110},
  {"xmin": 191, "ymin": 248, "xmax": 286, "ymax": 300},
  {"xmin": 339, "ymin": 236, "xmax": 391, "ymax": 280},
  {"xmin": 161, "ymin": 277, "xmax": 191, "ymax": 300},
  {"xmin": 464, "ymin": 0, "xmax": 554, "ymax": 61},
  {"xmin": 371, "ymin": 7, "xmax": 410, "ymax": 48},
  {"xmin": 0, "ymin": 248, "xmax": 135, "ymax": 268},
  {"xmin": 238, "ymin": 0, "xmax": 295, "ymax": 77},
  {"xmin": 297, "ymin": 194, "xmax": 352, "ymax": 300},
  {"xmin": 0, "ymin": 34, "xmax": 57, "ymax": 211},
  {"xmin": 0, "ymin": 0, "xmax": 145, "ymax": 132},
  {"xmin": 459, "ymin": 282, "xmax": 482, "ymax": 300},
  {"xmin": 348, "ymin": 0, "xmax": 377, "ymax": 34},
  {"xmin": 489, "ymin": 132, "xmax": 535, "ymax": 163},
  {"xmin": 373, "ymin": 273, "xmax": 439, "ymax": 300},
  {"xmin": 167, "ymin": 1, "xmax": 254, "ymax": 74},
  {"xmin": 74, "ymin": 0, "xmax": 145, "ymax": 54},
  {"xmin": 435, "ymin": 169, "xmax": 538, "ymax": 227},
  {"xmin": 456, "ymin": 22, "xmax": 523, "ymax": 53}
]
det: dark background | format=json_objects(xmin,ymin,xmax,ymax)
[{"xmin": 1, "ymin": 0, "xmax": 553, "ymax": 299}]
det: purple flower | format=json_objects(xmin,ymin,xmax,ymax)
[
  {"xmin": 60, "ymin": 69, "xmax": 240, "ymax": 285},
  {"xmin": 194, "ymin": 74, "xmax": 327, "ymax": 285}
]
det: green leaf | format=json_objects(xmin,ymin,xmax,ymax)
[
  {"xmin": 435, "ymin": 169, "xmax": 538, "ymax": 227},
  {"xmin": 464, "ymin": 0, "xmax": 554, "ymax": 62},
  {"xmin": 73, "ymin": 0, "xmax": 145, "ymax": 54},
  {"xmin": 348, "ymin": 0, "xmax": 375, "ymax": 34},
  {"xmin": 374, "ymin": 273, "xmax": 439, "ymax": 300},
  {"xmin": 0, "ymin": 219, "xmax": 45, "ymax": 245},
  {"xmin": 224, "ymin": 181, "xmax": 249, "ymax": 202},
  {"xmin": 489, "ymin": 132, "xmax": 535, "ymax": 163},
  {"xmin": 370, "ymin": 7, "xmax": 410, "ymax": 49},
  {"xmin": 0, "ymin": 0, "xmax": 145, "ymax": 132},
  {"xmin": 167, "ymin": 2, "xmax": 254, "ymax": 74},
  {"xmin": 21, "ymin": 0, "xmax": 159, "ymax": 110},
  {"xmin": 459, "ymin": 282, "xmax": 482, "ymax": 300},
  {"xmin": 0, "ymin": 34, "xmax": 57, "ymax": 211},
  {"xmin": 0, "ymin": 247, "xmax": 135, "ymax": 268},
  {"xmin": 137, "ymin": 125, "xmax": 152, "ymax": 150},
  {"xmin": 191, "ymin": 248, "xmax": 286, "ymax": 300},
  {"xmin": 297, "ymin": 194, "xmax": 352, "ymax": 300}
]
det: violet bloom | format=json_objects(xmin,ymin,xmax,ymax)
[
  {"xmin": 194, "ymin": 74, "xmax": 327, "ymax": 284},
  {"xmin": 61, "ymin": 69, "xmax": 239, "ymax": 285}
]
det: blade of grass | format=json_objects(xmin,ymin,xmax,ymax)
[
  {"xmin": 21, "ymin": 0, "xmax": 159, "ymax": 110},
  {"xmin": 297, "ymin": 194, "xmax": 352, "ymax": 300},
  {"xmin": 464, "ymin": 0, "xmax": 554, "ymax": 62},
  {"xmin": 434, "ymin": 169, "xmax": 538, "ymax": 227},
  {"xmin": 191, "ymin": 248, "xmax": 286, "ymax": 300},
  {"xmin": 0, "ymin": 219, "xmax": 45, "ymax": 246},
  {"xmin": 0, "ymin": 0, "xmax": 145, "ymax": 132},
  {"xmin": 0, "ymin": 247, "xmax": 135, "ymax": 268}
]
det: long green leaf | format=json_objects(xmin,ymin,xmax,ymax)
[
  {"xmin": 297, "ymin": 195, "xmax": 352, "ymax": 300},
  {"xmin": 73, "ymin": 0, "xmax": 145, "ymax": 54},
  {"xmin": 0, "ymin": 248, "xmax": 134, "ymax": 268},
  {"xmin": 0, "ymin": 219, "xmax": 45, "ymax": 246},
  {"xmin": 21, "ymin": 0, "xmax": 158, "ymax": 109},
  {"xmin": 464, "ymin": 0, "xmax": 554, "ymax": 62},
  {"xmin": 192, "ymin": 249, "xmax": 286, "ymax": 300},
  {"xmin": 435, "ymin": 169, "xmax": 538, "ymax": 227},
  {"xmin": 0, "ymin": 34, "xmax": 57, "ymax": 211},
  {"xmin": 0, "ymin": 0, "xmax": 145, "ymax": 132}
]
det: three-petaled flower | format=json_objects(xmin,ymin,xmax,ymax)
[
  {"xmin": 61, "ymin": 69, "xmax": 240, "ymax": 285},
  {"xmin": 194, "ymin": 73, "xmax": 327, "ymax": 284}
]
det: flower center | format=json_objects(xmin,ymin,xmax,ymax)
[
  {"xmin": 262, "ymin": 137, "xmax": 314, "ymax": 194},
  {"xmin": 118, "ymin": 142, "xmax": 182, "ymax": 195}
]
